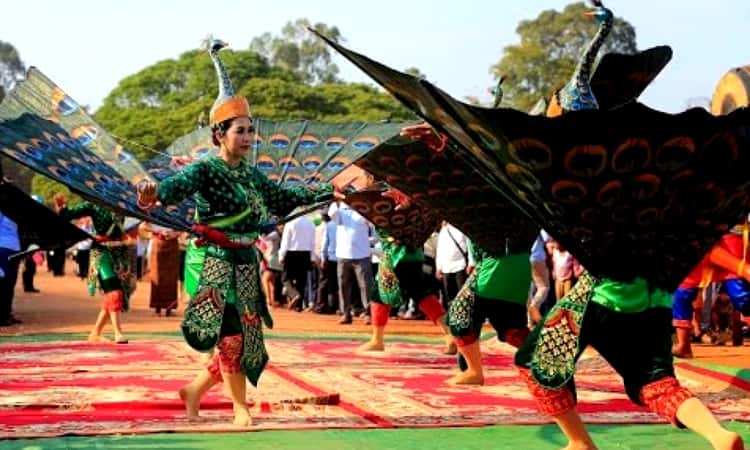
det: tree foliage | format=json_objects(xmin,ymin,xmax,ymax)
[
  {"xmin": 492, "ymin": 2, "xmax": 637, "ymax": 111},
  {"xmin": 0, "ymin": 40, "xmax": 25, "ymax": 100},
  {"xmin": 95, "ymin": 31, "xmax": 413, "ymax": 159},
  {"xmin": 249, "ymin": 19, "xmax": 343, "ymax": 84},
  {"xmin": 404, "ymin": 67, "xmax": 426, "ymax": 80}
]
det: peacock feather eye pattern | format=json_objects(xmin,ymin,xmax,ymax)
[{"xmin": 317, "ymin": 30, "xmax": 750, "ymax": 292}]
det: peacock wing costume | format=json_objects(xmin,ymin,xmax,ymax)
[
  {"xmin": 589, "ymin": 45, "xmax": 672, "ymax": 111},
  {"xmin": 345, "ymin": 186, "xmax": 441, "ymax": 248},
  {"xmin": 355, "ymin": 133, "xmax": 537, "ymax": 256},
  {"xmin": 315, "ymin": 32, "xmax": 750, "ymax": 293},
  {"xmin": 0, "ymin": 179, "xmax": 94, "ymax": 255},
  {"xmin": 147, "ymin": 119, "xmax": 406, "ymax": 189},
  {"xmin": 0, "ymin": 69, "xmax": 194, "ymax": 233},
  {"xmin": 147, "ymin": 114, "xmax": 422, "ymax": 243},
  {"xmin": 315, "ymin": 31, "xmax": 750, "ymax": 389}
]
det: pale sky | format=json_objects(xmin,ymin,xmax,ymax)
[{"xmin": 3, "ymin": 0, "xmax": 749, "ymax": 113}]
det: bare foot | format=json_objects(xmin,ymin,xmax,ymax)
[
  {"xmin": 710, "ymin": 430, "xmax": 744, "ymax": 450},
  {"xmin": 672, "ymin": 344, "xmax": 693, "ymax": 359},
  {"xmin": 358, "ymin": 340, "xmax": 385, "ymax": 352},
  {"xmin": 442, "ymin": 340, "xmax": 457, "ymax": 355},
  {"xmin": 232, "ymin": 405, "xmax": 252, "ymax": 427},
  {"xmin": 447, "ymin": 370, "xmax": 484, "ymax": 385},
  {"xmin": 179, "ymin": 385, "xmax": 201, "ymax": 419}
]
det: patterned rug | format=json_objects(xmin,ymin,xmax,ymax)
[{"xmin": 0, "ymin": 337, "xmax": 748, "ymax": 438}]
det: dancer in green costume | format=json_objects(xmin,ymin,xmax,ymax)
[
  {"xmin": 359, "ymin": 230, "xmax": 456, "ymax": 354},
  {"xmin": 56, "ymin": 196, "xmax": 135, "ymax": 344},
  {"xmin": 137, "ymin": 36, "xmax": 332, "ymax": 426}
]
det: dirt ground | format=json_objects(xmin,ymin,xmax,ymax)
[{"xmin": 2, "ymin": 270, "xmax": 749, "ymax": 369}]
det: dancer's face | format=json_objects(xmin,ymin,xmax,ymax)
[{"xmin": 219, "ymin": 116, "xmax": 254, "ymax": 159}]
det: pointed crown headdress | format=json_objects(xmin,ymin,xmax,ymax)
[{"xmin": 204, "ymin": 35, "xmax": 251, "ymax": 126}]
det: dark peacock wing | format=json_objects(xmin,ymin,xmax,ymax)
[
  {"xmin": 355, "ymin": 136, "xmax": 538, "ymax": 256},
  {"xmin": 344, "ymin": 188, "xmax": 440, "ymax": 248},
  {"xmin": 253, "ymin": 119, "xmax": 406, "ymax": 187},
  {"xmin": 458, "ymin": 102, "xmax": 750, "ymax": 291},
  {"xmin": 310, "ymin": 31, "xmax": 514, "ymax": 195},
  {"xmin": 0, "ymin": 181, "xmax": 93, "ymax": 252},
  {"xmin": 0, "ymin": 68, "xmax": 148, "ymax": 185},
  {"xmin": 317, "ymin": 34, "xmax": 750, "ymax": 292},
  {"xmin": 0, "ymin": 113, "xmax": 193, "ymax": 231},
  {"xmin": 590, "ymin": 46, "xmax": 673, "ymax": 111}
]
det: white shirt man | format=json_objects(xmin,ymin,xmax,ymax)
[
  {"xmin": 436, "ymin": 223, "xmax": 469, "ymax": 276},
  {"xmin": 279, "ymin": 216, "xmax": 315, "ymax": 262},
  {"xmin": 435, "ymin": 222, "xmax": 469, "ymax": 303},
  {"xmin": 279, "ymin": 216, "xmax": 316, "ymax": 310},
  {"xmin": 328, "ymin": 202, "xmax": 373, "ymax": 324},
  {"xmin": 328, "ymin": 203, "xmax": 372, "ymax": 260}
]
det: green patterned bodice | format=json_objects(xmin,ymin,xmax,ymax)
[
  {"xmin": 60, "ymin": 202, "xmax": 124, "ymax": 239},
  {"xmin": 158, "ymin": 156, "xmax": 330, "ymax": 233}
]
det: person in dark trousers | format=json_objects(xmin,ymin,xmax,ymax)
[
  {"xmin": 0, "ymin": 210, "xmax": 22, "ymax": 326},
  {"xmin": 314, "ymin": 213, "xmax": 338, "ymax": 314}
]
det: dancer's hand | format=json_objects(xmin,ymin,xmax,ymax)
[
  {"xmin": 170, "ymin": 155, "xmax": 195, "ymax": 170},
  {"xmin": 400, "ymin": 123, "xmax": 448, "ymax": 153},
  {"xmin": 53, "ymin": 193, "xmax": 66, "ymax": 211},
  {"xmin": 136, "ymin": 180, "xmax": 158, "ymax": 210},
  {"xmin": 331, "ymin": 165, "xmax": 374, "ymax": 193},
  {"xmin": 382, "ymin": 188, "xmax": 412, "ymax": 210}
]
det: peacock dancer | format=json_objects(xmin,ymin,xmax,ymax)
[
  {"xmin": 358, "ymin": 223, "xmax": 456, "ymax": 354},
  {"xmin": 55, "ymin": 196, "xmax": 135, "ymax": 344},
  {"xmin": 508, "ymin": 3, "xmax": 745, "ymax": 449},
  {"xmin": 314, "ymin": 0, "xmax": 748, "ymax": 447},
  {"xmin": 136, "ymin": 36, "xmax": 334, "ymax": 426},
  {"xmin": 399, "ymin": 78, "xmax": 532, "ymax": 384}
]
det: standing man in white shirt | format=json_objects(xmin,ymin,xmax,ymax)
[
  {"xmin": 328, "ymin": 202, "xmax": 373, "ymax": 324},
  {"xmin": 279, "ymin": 215, "xmax": 316, "ymax": 311},
  {"xmin": 313, "ymin": 212, "xmax": 338, "ymax": 314},
  {"xmin": 0, "ymin": 211, "xmax": 22, "ymax": 326},
  {"xmin": 435, "ymin": 222, "xmax": 469, "ymax": 308}
]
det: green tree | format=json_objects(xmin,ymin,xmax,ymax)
[
  {"xmin": 95, "ymin": 46, "xmax": 413, "ymax": 160},
  {"xmin": 0, "ymin": 40, "xmax": 25, "ymax": 100},
  {"xmin": 250, "ymin": 19, "xmax": 343, "ymax": 84},
  {"xmin": 404, "ymin": 67, "xmax": 426, "ymax": 80},
  {"xmin": 492, "ymin": 2, "xmax": 637, "ymax": 111},
  {"xmin": 95, "ymin": 48, "xmax": 293, "ymax": 156}
]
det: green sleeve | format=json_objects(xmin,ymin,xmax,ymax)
[
  {"xmin": 253, "ymin": 168, "xmax": 333, "ymax": 217},
  {"xmin": 157, "ymin": 161, "xmax": 206, "ymax": 206}
]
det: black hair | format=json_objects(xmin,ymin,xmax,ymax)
[
  {"xmin": 211, "ymin": 118, "xmax": 235, "ymax": 147},
  {"xmin": 321, "ymin": 213, "xmax": 331, "ymax": 222}
]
